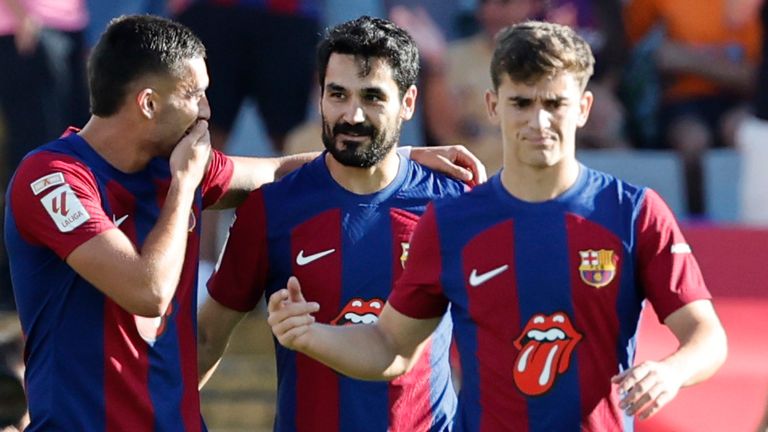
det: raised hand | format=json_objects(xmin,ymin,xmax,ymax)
[
  {"xmin": 170, "ymin": 120, "xmax": 212, "ymax": 189},
  {"xmin": 267, "ymin": 276, "xmax": 320, "ymax": 350}
]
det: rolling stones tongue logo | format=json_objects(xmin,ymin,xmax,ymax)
[
  {"xmin": 330, "ymin": 298, "xmax": 386, "ymax": 326},
  {"xmin": 512, "ymin": 312, "xmax": 582, "ymax": 396}
]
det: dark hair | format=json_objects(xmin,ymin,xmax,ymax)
[
  {"xmin": 490, "ymin": 21, "xmax": 594, "ymax": 91},
  {"xmin": 88, "ymin": 15, "xmax": 206, "ymax": 116},
  {"xmin": 317, "ymin": 16, "xmax": 419, "ymax": 97}
]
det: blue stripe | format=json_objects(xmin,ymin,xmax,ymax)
[
  {"xmin": 515, "ymin": 212, "xmax": 582, "ymax": 431},
  {"xmin": 339, "ymin": 203, "xmax": 392, "ymax": 430},
  {"xmin": 275, "ymin": 348, "xmax": 298, "ymax": 431}
]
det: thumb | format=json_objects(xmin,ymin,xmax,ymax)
[{"xmin": 287, "ymin": 276, "xmax": 306, "ymax": 303}]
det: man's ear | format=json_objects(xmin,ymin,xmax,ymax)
[
  {"xmin": 485, "ymin": 88, "xmax": 500, "ymax": 125},
  {"xmin": 577, "ymin": 90, "xmax": 594, "ymax": 127},
  {"xmin": 137, "ymin": 88, "xmax": 157, "ymax": 119},
  {"xmin": 400, "ymin": 85, "xmax": 418, "ymax": 120}
]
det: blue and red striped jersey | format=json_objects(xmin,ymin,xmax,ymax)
[
  {"xmin": 389, "ymin": 166, "xmax": 711, "ymax": 432},
  {"xmin": 208, "ymin": 153, "xmax": 465, "ymax": 432},
  {"xmin": 5, "ymin": 131, "xmax": 233, "ymax": 431}
]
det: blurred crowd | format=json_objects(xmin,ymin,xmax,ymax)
[{"xmin": 0, "ymin": 0, "xmax": 764, "ymax": 295}]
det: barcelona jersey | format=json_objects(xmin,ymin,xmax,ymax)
[
  {"xmin": 5, "ymin": 130, "xmax": 233, "ymax": 431},
  {"xmin": 208, "ymin": 153, "xmax": 464, "ymax": 432},
  {"xmin": 389, "ymin": 166, "xmax": 711, "ymax": 431}
]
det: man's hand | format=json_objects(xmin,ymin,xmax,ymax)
[
  {"xmin": 410, "ymin": 145, "xmax": 488, "ymax": 187},
  {"xmin": 612, "ymin": 360, "xmax": 684, "ymax": 420},
  {"xmin": 170, "ymin": 120, "xmax": 212, "ymax": 189},
  {"xmin": 267, "ymin": 276, "xmax": 320, "ymax": 351}
]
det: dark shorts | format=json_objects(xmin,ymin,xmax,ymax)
[
  {"xmin": 658, "ymin": 95, "xmax": 742, "ymax": 149},
  {"xmin": 177, "ymin": 4, "xmax": 319, "ymax": 137}
]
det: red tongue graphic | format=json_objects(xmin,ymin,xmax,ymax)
[{"xmin": 513, "ymin": 338, "xmax": 570, "ymax": 396}]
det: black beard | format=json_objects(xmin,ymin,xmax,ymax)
[{"xmin": 321, "ymin": 117, "xmax": 400, "ymax": 168}]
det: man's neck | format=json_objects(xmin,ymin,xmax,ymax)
[
  {"xmin": 78, "ymin": 115, "xmax": 155, "ymax": 173},
  {"xmin": 500, "ymin": 159, "xmax": 581, "ymax": 203},
  {"xmin": 324, "ymin": 149, "xmax": 401, "ymax": 195}
]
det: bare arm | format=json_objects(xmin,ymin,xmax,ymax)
[
  {"xmin": 197, "ymin": 297, "xmax": 247, "ymax": 389},
  {"xmin": 66, "ymin": 121, "xmax": 211, "ymax": 317},
  {"xmin": 267, "ymin": 277, "xmax": 440, "ymax": 380},
  {"xmin": 209, "ymin": 152, "xmax": 318, "ymax": 209},
  {"xmin": 612, "ymin": 299, "xmax": 727, "ymax": 420},
  {"xmin": 655, "ymin": 40, "xmax": 757, "ymax": 95}
]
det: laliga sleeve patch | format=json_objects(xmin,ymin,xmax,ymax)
[{"xmin": 40, "ymin": 184, "xmax": 91, "ymax": 232}]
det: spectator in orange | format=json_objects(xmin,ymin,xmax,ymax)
[{"xmin": 624, "ymin": 0, "xmax": 761, "ymax": 217}]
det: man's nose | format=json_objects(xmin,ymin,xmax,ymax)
[
  {"xmin": 530, "ymin": 108, "xmax": 551, "ymax": 130},
  {"xmin": 198, "ymin": 94, "xmax": 211, "ymax": 120},
  {"xmin": 343, "ymin": 103, "xmax": 365, "ymax": 124}
]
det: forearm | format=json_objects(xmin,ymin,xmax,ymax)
[
  {"xmin": 134, "ymin": 180, "xmax": 198, "ymax": 314},
  {"xmin": 198, "ymin": 335, "xmax": 228, "ymax": 389},
  {"xmin": 212, "ymin": 152, "xmax": 318, "ymax": 209},
  {"xmin": 300, "ymin": 323, "xmax": 410, "ymax": 381},
  {"xmin": 661, "ymin": 308, "xmax": 728, "ymax": 387},
  {"xmin": 659, "ymin": 46, "xmax": 757, "ymax": 94}
]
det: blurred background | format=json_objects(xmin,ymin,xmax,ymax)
[{"xmin": 1, "ymin": 0, "xmax": 766, "ymax": 431}]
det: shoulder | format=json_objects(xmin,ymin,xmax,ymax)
[
  {"xmin": 11, "ymin": 144, "xmax": 96, "ymax": 199},
  {"xmin": 581, "ymin": 165, "xmax": 648, "ymax": 209}
]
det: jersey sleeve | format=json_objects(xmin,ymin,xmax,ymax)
[
  {"xmin": 8, "ymin": 152, "xmax": 114, "ymax": 259},
  {"xmin": 636, "ymin": 189, "xmax": 711, "ymax": 322},
  {"xmin": 389, "ymin": 204, "xmax": 450, "ymax": 319},
  {"xmin": 201, "ymin": 149, "xmax": 234, "ymax": 209},
  {"xmin": 207, "ymin": 188, "xmax": 269, "ymax": 312}
]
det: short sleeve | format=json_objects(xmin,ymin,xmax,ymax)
[
  {"xmin": 207, "ymin": 188, "xmax": 269, "ymax": 312},
  {"xmin": 201, "ymin": 149, "xmax": 234, "ymax": 209},
  {"xmin": 389, "ymin": 204, "xmax": 449, "ymax": 319},
  {"xmin": 8, "ymin": 152, "xmax": 114, "ymax": 259},
  {"xmin": 636, "ymin": 189, "xmax": 711, "ymax": 321}
]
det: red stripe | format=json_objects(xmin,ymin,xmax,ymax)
[
  {"xmin": 388, "ymin": 209, "xmax": 432, "ymax": 431},
  {"xmin": 389, "ymin": 340, "xmax": 434, "ymax": 431},
  {"xmin": 291, "ymin": 210, "xmax": 343, "ymax": 431},
  {"xmin": 463, "ymin": 221, "xmax": 529, "ymax": 431},
  {"xmin": 104, "ymin": 302, "xmax": 154, "ymax": 431},
  {"xmin": 178, "ymin": 205, "xmax": 202, "ymax": 431},
  {"xmin": 103, "ymin": 181, "xmax": 154, "ymax": 430},
  {"xmin": 565, "ymin": 214, "xmax": 624, "ymax": 430}
]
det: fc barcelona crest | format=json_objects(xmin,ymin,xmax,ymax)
[{"xmin": 578, "ymin": 249, "xmax": 617, "ymax": 288}]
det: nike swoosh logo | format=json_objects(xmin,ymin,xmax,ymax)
[
  {"xmin": 469, "ymin": 264, "xmax": 509, "ymax": 287},
  {"xmin": 113, "ymin": 214, "xmax": 129, "ymax": 228},
  {"xmin": 296, "ymin": 248, "xmax": 336, "ymax": 266}
]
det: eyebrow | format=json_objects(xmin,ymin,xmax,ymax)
[
  {"xmin": 325, "ymin": 83, "xmax": 388, "ymax": 98},
  {"xmin": 326, "ymin": 83, "xmax": 346, "ymax": 93},
  {"xmin": 508, "ymin": 95, "xmax": 568, "ymax": 103}
]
